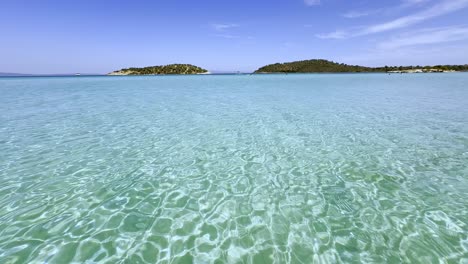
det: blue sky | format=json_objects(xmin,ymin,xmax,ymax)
[{"xmin": 1, "ymin": 0, "xmax": 468, "ymax": 73}]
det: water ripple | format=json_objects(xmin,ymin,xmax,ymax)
[{"xmin": 0, "ymin": 74, "xmax": 467, "ymax": 263}]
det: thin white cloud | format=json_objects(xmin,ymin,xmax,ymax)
[
  {"xmin": 339, "ymin": 43, "xmax": 468, "ymax": 67},
  {"xmin": 400, "ymin": 0, "xmax": 430, "ymax": 7},
  {"xmin": 316, "ymin": 30, "xmax": 347, "ymax": 39},
  {"xmin": 341, "ymin": 0, "xmax": 427, "ymax": 19},
  {"xmin": 210, "ymin": 23, "xmax": 253, "ymax": 40},
  {"xmin": 211, "ymin": 23, "xmax": 239, "ymax": 32},
  {"xmin": 378, "ymin": 26, "xmax": 468, "ymax": 49},
  {"xmin": 304, "ymin": 0, "xmax": 320, "ymax": 6},
  {"xmin": 360, "ymin": 0, "xmax": 468, "ymax": 35},
  {"xmin": 214, "ymin": 34, "xmax": 240, "ymax": 39},
  {"xmin": 335, "ymin": 26, "xmax": 468, "ymax": 66},
  {"xmin": 321, "ymin": 0, "xmax": 468, "ymax": 38},
  {"xmin": 342, "ymin": 10, "xmax": 376, "ymax": 19}
]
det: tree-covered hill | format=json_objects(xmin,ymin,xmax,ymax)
[
  {"xmin": 109, "ymin": 64, "xmax": 208, "ymax": 75},
  {"xmin": 255, "ymin": 59, "xmax": 370, "ymax": 73},
  {"xmin": 254, "ymin": 59, "xmax": 468, "ymax": 73}
]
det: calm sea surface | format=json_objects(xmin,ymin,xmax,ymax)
[{"xmin": 0, "ymin": 74, "xmax": 467, "ymax": 263}]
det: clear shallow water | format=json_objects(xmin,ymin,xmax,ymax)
[{"xmin": 0, "ymin": 74, "xmax": 467, "ymax": 263}]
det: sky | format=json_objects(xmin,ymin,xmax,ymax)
[{"xmin": 1, "ymin": 0, "xmax": 468, "ymax": 74}]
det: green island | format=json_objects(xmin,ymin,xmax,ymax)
[
  {"xmin": 255, "ymin": 59, "xmax": 468, "ymax": 73},
  {"xmin": 108, "ymin": 64, "xmax": 208, "ymax": 75}
]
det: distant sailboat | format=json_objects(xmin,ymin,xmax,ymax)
[{"xmin": 75, "ymin": 73, "xmax": 81, "ymax": 76}]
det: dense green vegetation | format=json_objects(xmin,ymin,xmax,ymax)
[
  {"xmin": 109, "ymin": 64, "xmax": 208, "ymax": 75},
  {"xmin": 374, "ymin": 64, "xmax": 468, "ymax": 72},
  {"xmin": 254, "ymin": 59, "xmax": 468, "ymax": 73}
]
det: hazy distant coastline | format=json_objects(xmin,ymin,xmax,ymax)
[
  {"xmin": 0, "ymin": 72, "xmax": 103, "ymax": 77},
  {"xmin": 0, "ymin": 72, "xmax": 33, "ymax": 77}
]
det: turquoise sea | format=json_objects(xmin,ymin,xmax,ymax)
[{"xmin": 0, "ymin": 74, "xmax": 467, "ymax": 263}]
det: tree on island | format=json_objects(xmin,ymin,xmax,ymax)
[
  {"xmin": 109, "ymin": 64, "xmax": 208, "ymax": 75},
  {"xmin": 254, "ymin": 59, "xmax": 468, "ymax": 73}
]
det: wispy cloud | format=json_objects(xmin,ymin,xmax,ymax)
[
  {"xmin": 214, "ymin": 34, "xmax": 240, "ymax": 39},
  {"xmin": 316, "ymin": 30, "xmax": 347, "ymax": 39},
  {"xmin": 360, "ymin": 0, "xmax": 468, "ymax": 35},
  {"xmin": 400, "ymin": 0, "xmax": 430, "ymax": 7},
  {"xmin": 341, "ymin": 0, "xmax": 426, "ymax": 19},
  {"xmin": 210, "ymin": 23, "xmax": 242, "ymax": 39},
  {"xmin": 342, "ymin": 10, "xmax": 377, "ymax": 19},
  {"xmin": 378, "ymin": 26, "xmax": 468, "ymax": 50},
  {"xmin": 339, "ymin": 43, "xmax": 468, "ymax": 67},
  {"xmin": 211, "ymin": 23, "xmax": 239, "ymax": 32},
  {"xmin": 304, "ymin": 0, "xmax": 320, "ymax": 6},
  {"xmin": 318, "ymin": 0, "xmax": 468, "ymax": 38},
  {"xmin": 335, "ymin": 25, "xmax": 468, "ymax": 66}
]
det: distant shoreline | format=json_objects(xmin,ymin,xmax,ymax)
[
  {"xmin": 3, "ymin": 59, "xmax": 467, "ymax": 77},
  {"xmin": 0, "ymin": 71, "xmax": 468, "ymax": 78},
  {"xmin": 254, "ymin": 71, "xmax": 465, "ymax": 74},
  {"xmin": 0, "ymin": 74, "xmax": 106, "ymax": 78},
  {"xmin": 254, "ymin": 59, "xmax": 468, "ymax": 74}
]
